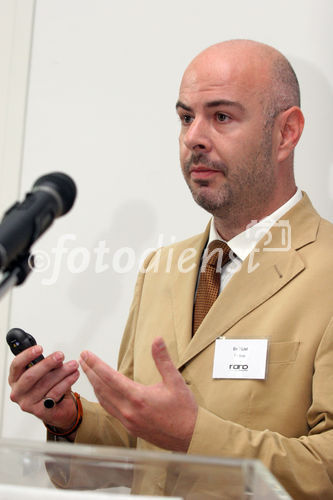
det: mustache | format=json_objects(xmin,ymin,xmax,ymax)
[{"xmin": 184, "ymin": 153, "xmax": 228, "ymax": 175}]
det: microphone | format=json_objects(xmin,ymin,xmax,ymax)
[{"xmin": 0, "ymin": 172, "xmax": 77, "ymax": 271}]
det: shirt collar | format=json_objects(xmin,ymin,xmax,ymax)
[{"xmin": 208, "ymin": 188, "xmax": 303, "ymax": 262}]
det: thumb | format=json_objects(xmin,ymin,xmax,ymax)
[{"xmin": 151, "ymin": 337, "xmax": 182, "ymax": 387}]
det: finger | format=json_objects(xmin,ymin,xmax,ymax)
[
  {"xmin": 80, "ymin": 351, "xmax": 136, "ymax": 400},
  {"xmin": 79, "ymin": 353, "xmax": 114, "ymax": 395},
  {"xmin": 35, "ymin": 389, "xmax": 78, "ymax": 428},
  {"xmin": 151, "ymin": 337, "xmax": 183, "ymax": 387},
  {"xmin": 9, "ymin": 345, "xmax": 44, "ymax": 384},
  {"xmin": 79, "ymin": 356, "xmax": 126, "ymax": 421},
  {"xmin": 78, "ymin": 355, "xmax": 100, "ymax": 386},
  {"xmin": 28, "ymin": 360, "xmax": 80, "ymax": 404},
  {"xmin": 18, "ymin": 367, "xmax": 80, "ymax": 424},
  {"xmin": 43, "ymin": 368, "xmax": 80, "ymax": 404},
  {"xmin": 9, "ymin": 352, "xmax": 65, "ymax": 402},
  {"xmin": 79, "ymin": 351, "xmax": 117, "ymax": 379},
  {"xmin": 79, "ymin": 352, "xmax": 120, "ymax": 391}
]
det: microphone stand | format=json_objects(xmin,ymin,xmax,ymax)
[{"xmin": 0, "ymin": 253, "xmax": 34, "ymax": 301}]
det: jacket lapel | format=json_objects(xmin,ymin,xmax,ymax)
[
  {"xmin": 175, "ymin": 192, "xmax": 320, "ymax": 369},
  {"xmin": 170, "ymin": 224, "xmax": 210, "ymax": 360}
]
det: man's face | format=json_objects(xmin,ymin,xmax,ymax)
[{"xmin": 177, "ymin": 49, "xmax": 277, "ymax": 219}]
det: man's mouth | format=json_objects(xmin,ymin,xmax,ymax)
[
  {"xmin": 185, "ymin": 153, "xmax": 228, "ymax": 179},
  {"xmin": 189, "ymin": 165, "xmax": 223, "ymax": 180}
]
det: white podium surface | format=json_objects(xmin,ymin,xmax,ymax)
[
  {"xmin": 0, "ymin": 484, "xmax": 176, "ymax": 500},
  {"xmin": 0, "ymin": 438, "xmax": 291, "ymax": 499}
]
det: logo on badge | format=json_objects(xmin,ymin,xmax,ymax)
[{"xmin": 228, "ymin": 364, "xmax": 249, "ymax": 371}]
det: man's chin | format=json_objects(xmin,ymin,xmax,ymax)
[{"xmin": 191, "ymin": 189, "xmax": 229, "ymax": 214}]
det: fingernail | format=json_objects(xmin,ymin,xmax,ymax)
[
  {"xmin": 68, "ymin": 360, "xmax": 78, "ymax": 369},
  {"xmin": 33, "ymin": 345, "xmax": 43, "ymax": 355},
  {"xmin": 155, "ymin": 337, "xmax": 165, "ymax": 349},
  {"xmin": 53, "ymin": 351, "xmax": 64, "ymax": 362},
  {"xmin": 80, "ymin": 351, "xmax": 88, "ymax": 362}
]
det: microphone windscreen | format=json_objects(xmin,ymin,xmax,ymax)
[{"xmin": 33, "ymin": 172, "xmax": 77, "ymax": 216}]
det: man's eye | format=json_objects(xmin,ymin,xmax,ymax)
[
  {"xmin": 216, "ymin": 112, "xmax": 229, "ymax": 122},
  {"xmin": 182, "ymin": 114, "xmax": 193, "ymax": 124}
]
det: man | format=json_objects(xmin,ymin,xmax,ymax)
[{"xmin": 9, "ymin": 40, "xmax": 333, "ymax": 499}]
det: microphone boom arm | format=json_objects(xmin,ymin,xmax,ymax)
[{"xmin": 0, "ymin": 252, "xmax": 33, "ymax": 301}]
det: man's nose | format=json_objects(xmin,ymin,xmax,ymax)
[{"xmin": 183, "ymin": 118, "xmax": 213, "ymax": 152}]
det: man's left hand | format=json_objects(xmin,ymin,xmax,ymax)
[{"xmin": 79, "ymin": 336, "xmax": 198, "ymax": 452}]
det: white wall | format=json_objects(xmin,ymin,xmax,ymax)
[
  {"xmin": 2, "ymin": 0, "xmax": 333, "ymax": 440},
  {"xmin": 0, "ymin": 0, "xmax": 35, "ymax": 432}
]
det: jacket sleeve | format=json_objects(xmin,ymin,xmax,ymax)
[{"xmin": 187, "ymin": 316, "xmax": 333, "ymax": 500}]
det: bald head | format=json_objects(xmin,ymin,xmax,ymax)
[
  {"xmin": 177, "ymin": 40, "xmax": 304, "ymax": 235},
  {"xmin": 181, "ymin": 39, "xmax": 300, "ymax": 123}
]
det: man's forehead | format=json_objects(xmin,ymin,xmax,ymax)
[
  {"xmin": 181, "ymin": 59, "xmax": 235, "ymax": 92},
  {"xmin": 178, "ymin": 68, "xmax": 257, "ymax": 107},
  {"xmin": 179, "ymin": 46, "xmax": 271, "ymax": 99}
]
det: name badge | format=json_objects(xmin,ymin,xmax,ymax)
[{"xmin": 213, "ymin": 338, "xmax": 268, "ymax": 379}]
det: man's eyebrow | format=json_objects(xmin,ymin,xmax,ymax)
[
  {"xmin": 175, "ymin": 101, "xmax": 192, "ymax": 112},
  {"xmin": 176, "ymin": 99, "xmax": 245, "ymax": 112},
  {"xmin": 205, "ymin": 99, "xmax": 245, "ymax": 111}
]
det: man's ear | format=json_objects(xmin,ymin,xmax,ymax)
[{"xmin": 276, "ymin": 106, "xmax": 304, "ymax": 163}]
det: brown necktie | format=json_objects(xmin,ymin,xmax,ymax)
[{"xmin": 192, "ymin": 240, "xmax": 231, "ymax": 334}]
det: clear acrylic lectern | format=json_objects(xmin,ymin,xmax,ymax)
[{"xmin": 0, "ymin": 438, "xmax": 291, "ymax": 499}]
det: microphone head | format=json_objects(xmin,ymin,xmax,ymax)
[{"xmin": 33, "ymin": 172, "xmax": 77, "ymax": 216}]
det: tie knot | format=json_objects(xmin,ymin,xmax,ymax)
[{"xmin": 204, "ymin": 240, "xmax": 231, "ymax": 271}]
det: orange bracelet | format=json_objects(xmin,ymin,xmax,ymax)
[{"xmin": 45, "ymin": 392, "xmax": 83, "ymax": 437}]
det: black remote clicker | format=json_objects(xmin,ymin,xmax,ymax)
[
  {"xmin": 6, "ymin": 327, "xmax": 65, "ymax": 408},
  {"xmin": 6, "ymin": 327, "xmax": 44, "ymax": 368}
]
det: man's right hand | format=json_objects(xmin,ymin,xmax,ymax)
[{"xmin": 8, "ymin": 344, "xmax": 80, "ymax": 432}]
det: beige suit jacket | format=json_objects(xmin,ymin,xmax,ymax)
[{"xmin": 75, "ymin": 193, "xmax": 333, "ymax": 499}]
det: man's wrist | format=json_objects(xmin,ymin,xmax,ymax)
[{"xmin": 44, "ymin": 392, "xmax": 83, "ymax": 439}]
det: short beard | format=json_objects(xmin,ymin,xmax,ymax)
[
  {"xmin": 183, "ymin": 153, "xmax": 231, "ymax": 212},
  {"xmin": 183, "ymin": 126, "xmax": 275, "ymax": 219},
  {"xmin": 193, "ymin": 181, "xmax": 233, "ymax": 213}
]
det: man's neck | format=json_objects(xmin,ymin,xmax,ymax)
[{"xmin": 213, "ymin": 188, "xmax": 298, "ymax": 241}]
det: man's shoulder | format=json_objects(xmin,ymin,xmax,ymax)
[
  {"xmin": 318, "ymin": 216, "xmax": 333, "ymax": 235},
  {"xmin": 314, "ymin": 216, "xmax": 333, "ymax": 252},
  {"xmin": 286, "ymin": 192, "xmax": 333, "ymax": 249},
  {"xmin": 294, "ymin": 212, "xmax": 333, "ymax": 283}
]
